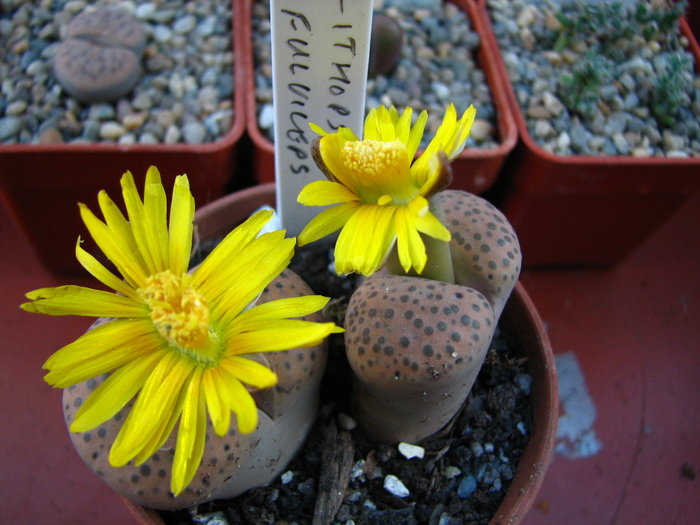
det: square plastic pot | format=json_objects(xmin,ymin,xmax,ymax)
[
  {"xmin": 477, "ymin": 1, "xmax": 700, "ymax": 267},
  {"xmin": 243, "ymin": 0, "xmax": 517, "ymax": 195},
  {"xmin": 0, "ymin": 0, "xmax": 246, "ymax": 275}
]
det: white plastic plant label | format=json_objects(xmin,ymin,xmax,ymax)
[{"xmin": 270, "ymin": 0, "xmax": 374, "ymax": 235}]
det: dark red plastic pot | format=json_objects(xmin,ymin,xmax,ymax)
[
  {"xmin": 0, "ymin": 0, "xmax": 246, "ymax": 275},
  {"xmin": 477, "ymin": 0, "xmax": 700, "ymax": 267},
  {"xmin": 121, "ymin": 183, "xmax": 558, "ymax": 525},
  {"xmin": 243, "ymin": 0, "xmax": 517, "ymax": 195}
]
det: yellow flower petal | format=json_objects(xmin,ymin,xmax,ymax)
[
  {"xmin": 75, "ymin": 238, "xmax": 139, "ymax": 301},
  {"xmin": 298, "ymin": 201, "xmax": 361, "ymax": 247},
  {"xmin": 96, "ymin": 189, "xmax": 147, "ymax": 282},
  {"xmin": 192, "ymin": 209, "xmax": 274, "ymax": 297},
  {"xmin": 22, "ymin": 285, "xmax": 146, "ymax": 318},
  {"xmin": 202, "ymin": 368, "xmax": 232, "ymax": 436},
  {"xmin": 44, "ymin": 320, "xmax": 162, "ymax": 388},
  {"xmin": 79, "ymin": 202, "xmax": 148, "ymax": 289},
  {"xmin": 109, "ymin": 353, "xmax": 193, "ymax": 466},
  {"xmin": 234, "ymin": 295, "xmax": 331, "ymax": 328},
  {"xmin": 395, "ymin": 206, "xmax": 428, "ymax": 274},
  {"xmin": 297, "ymin": 180, "xmax": 359, "ymax": 207},
  {"xmin": 172, "ymin": 369, "xmax": 207, "ymax": 496},
  {"xmin": 209, "ymin": 233, "xmax": 296, "ymax": 322},
  {"xmin": 334, "ymin": 205, "xmax": 397, "ymax": 276},
  {"xmin": 219, "ymin": 371, "xmax": 258, "ymax": 434},
  {"xmin": 227, "ymin": 320, "xmax": 343, "ymax": 355},
  {"xmin": 220, "ymin": 356, "xmax": 278, "ymax": 389},
  {"xmin": 70, "ymin": 350, "xmax": 164, "ymax": 432},
  {"xmin": 168, "ymin": 174, "xmax": 195, "ymax": 276}
]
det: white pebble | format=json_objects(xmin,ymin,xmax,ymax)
[
  {"xmin": 470, "ymin": 119, "xmax": 493, "ymax": 142},
  {"xmin": 258, "ymin": 103, "xmax": 275, "ymax": 130},
  {"xmin": 337, "ymin": 412, "xmax": 357, "ymax": 431},
  {"xmin": 134, "ymin": 3, "xmax": 157, "ymax": 20},
  {"xmin": 383, "ymin": 474, "xmax": 410, "ymax": 498},
  {"xmin": 173, "ymin": 15, "xmax": 197, "ymax": 34},
  {"xmin": 398, "ymin": 442, "xmax": 425, "ymax": 460},
  {"xmin": 153, "ymin": 25, "xmax": 173, "ymax": 43},
  {"xmin": 164, "ymin": 124, "xmax": 182, "ymax": 144},
  {"xmin": 99, "ymin": 122, "xmax": 126, "ymax": 140},
  {"xmin": 444, "ymin": 466, "xmax": 462, "ymax": 479},
  {"xmin": 182, "ymin": 122, "xmax": 206, "ymax": 144},
  {"xmin": 280, "ymin": 470, "xmax": 294, "ymax": 484}
]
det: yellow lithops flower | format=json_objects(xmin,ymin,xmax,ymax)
[
  {"xmin": 22, "ymin": 167, "xmax": 342, "ymax": 496},
  {"xmin": 298, "ymin": 103, "xmax": 476, "ymax": 276}
]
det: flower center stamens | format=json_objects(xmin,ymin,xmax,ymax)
[
  {"xmin": 341, "ymin": 139, "xmax": 413, "ymax": 204},
  {"xmin": 140, "ymin": 270, "xmax": 211, "ymax": 352}
]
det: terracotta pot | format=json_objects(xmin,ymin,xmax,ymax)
[
  {"xmin": 121, "ymin": 183, "xmax": 558, "ymax": 525},
  {"xmin": 243, "ymin": 0, "xmax": 517, "ymax": 195},
  {"xmin": 0, "ymin": 0, "xmax": 246, "ymax": 275},
  {"xmin": 477, "ymin": 1, "xmax": 700, "ymax": 267}
]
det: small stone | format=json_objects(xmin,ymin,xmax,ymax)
[
  {"xmin": 182, "ymin": 122, "xmax": 206, "ymax": 144},
  {"xmin": 39, "ymin": 128, "xmax": 64, "ymax": 144},
  {"xmin": 138, "ymin": 132, "xmax": 160, "ymax": 144},
  {"xmin": 173, "ymin": 15, "xmax": 197, "ymax": 34},
  {"xmin": 163, "ymin": 124, "xmax": 182, "ymax": 144},
  {"xmin": 5, "ymin": 101, "xmax": 27, "ymax": 116},
  {"xmin": 519, "ymin": 27, "xmax": 536, "ymax": 50},
  {"xmin": 398, "ymin": 442, "xmax": 425, "ymax": 459},
  {"xmin": 99, "ymin": 121, "xmax": 127, "ymax": 140},
  {"xmin": 534, "ymin": 120, "xmax": 555, "ymax": 139},
  {"xmin": 258, "ymin": 103, "xmax": 275, "ymax": 130},
  {"xmin": 444, "ymin": 466, "xmax": 461, "ymax": 479},
  {"xmin": 121, "ymin": 113, "xmax": 147, "ymax": 130},
  {"xmin": 383, "ymin": 475, "xmax": 410, "ymax": 498},
  {"xmin": 337, "ymin": 413, "xmax": 357, "ymax": 431},
  {"xmin": 131, "ymin": 92, "xmax": 153, "ymax": 111},
  {"xmin": 527, "ymin": 105, "xmax": 551, "ymax": 120},
  {"xmin": 297, "ymin": 478, "xmax": 315, "ymax": 496},
  {"xmin": 541, "ymin": 50, "xmax": 564, "ymax": 66},
  {"xmin": 516, "ymin": 5, "xmax": 538, "ymax": 27},
  {"xmin": 663, "ymin": 132, "xmax": 687, "ymax": 151},
  {"xmin": 153, "ymin": 25, "xmax": 173, "ymax": 43},
  {"xmin": 544, "ymin": 11, "xmax": 562, "ymax": 31},
  {"xmin": 470, "ymin": 119, "xmax": 493, "ymax": 142},
  {"xmin": 280, "ymin": 470, "xmax": 294, "ymax": 484},
  {"xmin": 457, "ymin": 475, "xmax": 477, "ymax": 498},
  {"xmin": 0, "ymin": 116, "xmax": 21, "ymax": 141},
  {"xmin": 542, "ymin": 92, "xmax": 564, "ymax": 117},
  {"xmin": 556, "ymin": 131, "xmax": 571, "ymax": 151}
]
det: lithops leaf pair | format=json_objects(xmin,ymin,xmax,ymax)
[
  {"xmin": 62, "ymin": 269, "xmax": 328, "ymax": 510},
  {"xmin": 345, "ymin": 190, "xmax": 521, "ymax": 443}
]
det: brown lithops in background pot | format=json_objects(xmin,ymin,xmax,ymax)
[
  {"xmin": 22, "ymin": 168, "xmax": 342, "ymax": 509},
  {"xmin": 298, "ymin": 103, "xmax": 521, "ymax": 444}
]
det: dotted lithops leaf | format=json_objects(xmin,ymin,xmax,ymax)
[
  {"xmin": 345, "ymin": 274, "xmax": 496, "ymax": 444},
  {"xmin": 62, "ymin": 269, "xmax": 327, "ymax": 510},
  {"xmin": 441, "ymin": 190, "xmax": 522, "ymax": 319}
]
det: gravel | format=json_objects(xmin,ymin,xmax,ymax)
[
  {"xmin": 487, "ymin": 0, "xmax": 700, "ymax": 157},
  {"xmin": 252, "ymin": 0, "xmax": 501, "ymax": 149},
  {"xmin": 0, "ymin": 0, "xmax": 235, "ymax": 145}
]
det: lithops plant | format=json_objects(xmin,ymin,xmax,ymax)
[
  {"xmin": 297, "ymin": 103, "xmax": 521, "ymax": 444},
  {"xmin": 344, "ymin": 190, "xmax": 521, "ymax": 443},
  {"xmin": 62, "ymin": 269, "xmax": 328, "ymax": 510},
  {"xmin": 53, "ymin": 8, "xmax": 146, "ymax": 103},
  {"xmin": 368, "ymin": 13, "xmax": 404, "ymax": 78},
  {"xmin": 22, "ymin": 167, "xmax": 341, "ymax": 510}
]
